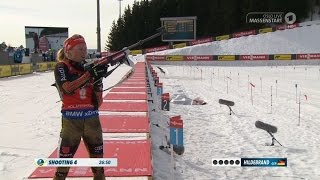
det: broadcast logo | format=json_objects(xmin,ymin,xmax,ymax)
[
  {"xmin": 246, "ymin": 12, "xmax": 284, "ymax": 24},
  {"xmin": 36, "ymin": 159, "xmax": 46, "ymax": 166},
  {"xmin": 246, "ymin": 12, "xmax": 296, "ymax": 24},
  {"xmin": 285, "ymin": 12, "xmax": 296, "ymax": 24}
]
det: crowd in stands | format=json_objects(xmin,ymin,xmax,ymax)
[{"xmin": 1, "ymin": 43, "xmax": 99, "ymax": 64}]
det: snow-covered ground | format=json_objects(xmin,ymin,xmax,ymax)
[
  {"xmin": 149, "ymin": 64, "xmax": 320, "ymax": 180},
  {"xmin": 0, "ymin": 66, "xmax": 131, "ymax": 180},
  {"xmin": 0, "ymin": 21, "xmax": 320, "ymax": 180}
]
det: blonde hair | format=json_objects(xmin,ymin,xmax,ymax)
[
  {"xmin": 56, "ymin": 34, "xmax": 85, "ymax": 62},
  {"xmin": 56, "ymin": 48, "xmax": 66, "ymax": 62}
]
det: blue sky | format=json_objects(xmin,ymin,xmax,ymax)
[{"xmin": 0, "ymin": 0, "xmax": 141, "ymax": 49}]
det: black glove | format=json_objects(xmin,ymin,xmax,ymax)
[{"xmin": 89, "ymin": 64, "xmax": 108, "ymax": 79}]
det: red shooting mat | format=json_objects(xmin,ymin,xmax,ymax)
[
  {"xmin": 123, "ymin": 79, "xmax": 146, "ymax": 82},
  {"xmin": 129, "ymin": 77, "xmax": 146, "ymax": 80},
  {"xmin": 124, "ymin": 78, "xmax": 146, "ymax": 81},
  {"xmin": 122, "ymin": 82, "xmax": 146, "ymax": 85},
  {"xmin": 126, "ymin": 78, "xmax": 146, "ymax": 81},
  {"xmin": 110, "ymin": 88, "xmax": 146, "ymax": 92},
  {"xmin": 104, "ymin": 93, "xmax": 147, "ymax": 100},
  {"xmin": 124, "ymin": 82, "xmax": 147, "ymax": 86},
  {"xmin": 130, "ymin": 73, "xmax": 146, "ymax": 76},
  {"xmin": 100, "ymin": 115, "xmax": 149, "ymax": 133},
  {"xmin": 135, "ymin": 63, "xmax": 145, "ymax": 66},
  {"xmin": 99, "ymin": 102, "xmax": 148, "ymax": 112},
  {"xmin": 132, "ymin": 73, "xmax": 146, "ymax": 75},
  {"xmin": 28, "ymin": 140, "xmax": 152, "ymax": 178},
  {"xmin": 117, "ymin": 83, "xmax": 146, "ymax": 87},
  {"xmin": 122, "ymin": 82, "xmax": 146, "ymax": 86}
]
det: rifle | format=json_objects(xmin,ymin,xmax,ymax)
[
  {"xmin": 52, "ymin": 27, "xmax": 166, "ymax": 94},
  {"xmin": 88, "ymin": 26, "xmax": 166, "ymax": 90},
  {"xmin": 84, "ymin": 26, "xmax": 166, "ymax": 71}
]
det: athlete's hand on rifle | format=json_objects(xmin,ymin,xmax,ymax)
[{"xmin": 89, "ymin": 64, "xmax": 108, "ymax": 79}]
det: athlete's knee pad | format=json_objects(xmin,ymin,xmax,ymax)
[{"xmin": 58, "ymin": 144, "xmax": 79, "ymax": 158}]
